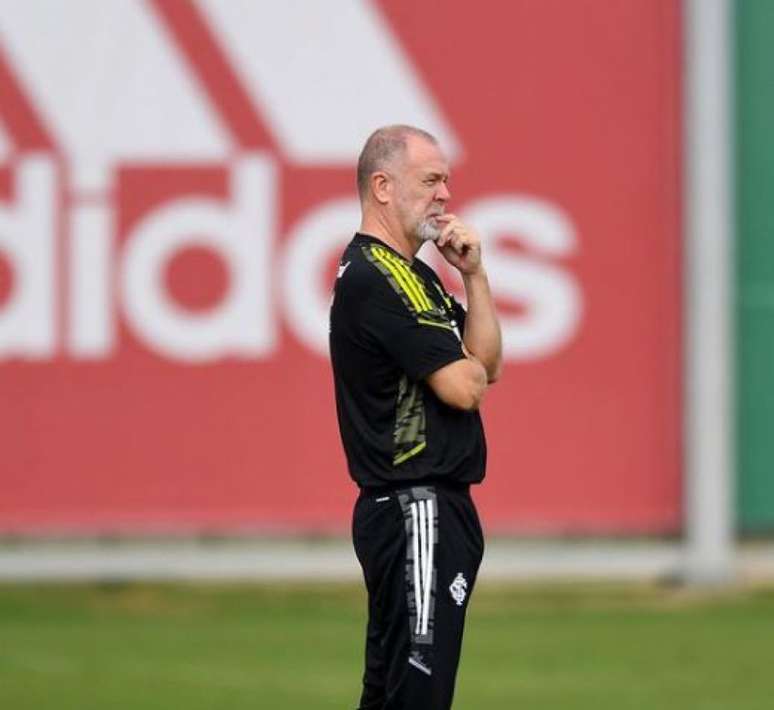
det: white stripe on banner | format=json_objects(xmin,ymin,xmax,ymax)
[{"xmin": 411, "ymin": 502, "xmax": 422, "ymax": 635}]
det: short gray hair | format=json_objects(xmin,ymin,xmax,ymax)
[{"xmin": 356, "ymin": 125, "xmax": 438, "ymax": 199}]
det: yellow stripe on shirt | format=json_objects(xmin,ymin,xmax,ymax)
[
  {"xmin": 377, "ymin": 248, "xmax": 433, "ymax": 311},
  {"xmin": 370, "ymin": 247, "xmax": 425, "ymax": 313}
]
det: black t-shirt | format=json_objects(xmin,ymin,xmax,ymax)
[{"xmin": 329, "ymin": 233, "xmax": 486, "ymax": 488}]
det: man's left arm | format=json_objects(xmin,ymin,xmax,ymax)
[{"xmin": 434, "ymin": 214, "xmax": 502, "ymax": 383}]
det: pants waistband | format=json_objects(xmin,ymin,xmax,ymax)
[{"xmin": 360, "ymin": 480, "xmax": 471, "ymax": 498}]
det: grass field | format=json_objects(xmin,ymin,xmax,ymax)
[{"xmin": 1, "ymin": 581, "xmax": 772, "ymax": 709}]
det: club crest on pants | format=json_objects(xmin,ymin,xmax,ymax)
[{"xmin": 449, "ymin": 572, "xmax": 468, "ymax": 606}]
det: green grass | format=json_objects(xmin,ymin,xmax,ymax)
[{"xmin": 1, "ymin": 581, "xmax": 773, "ymax": 709}]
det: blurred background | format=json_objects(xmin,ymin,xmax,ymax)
[{"xmin": 0, "ymin": 1, "xmax": 772, "ymax": 708}]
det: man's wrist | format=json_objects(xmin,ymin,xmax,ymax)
[{"xmin": 462, "ymin": 265, "xmax": 487, "ymax": 284}]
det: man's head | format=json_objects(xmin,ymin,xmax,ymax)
[{"xmin": 357, "ymin": 125, "xmax": 451, "ymax": 244}]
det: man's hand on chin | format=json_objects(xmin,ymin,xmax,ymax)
[{"xmin": 433, "ymin": 214, "xmax": 483, "ymax": 275}]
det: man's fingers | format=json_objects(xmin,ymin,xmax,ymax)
[
  {"xmin": 433, "ymin": 217, "xmax": 484, "ymax": 274},
  {"xmin": 434, "ymin": 215, "xmax": 481, "ymax": 259},
  {"xmin": 447, "ymin": 232, "xmax": 464, "ymax": 253},
  {"xmin": 437, "ymin": 220, "xmax": 458, "ymax": 247},
  {"xmin": 438, "ymin": 234, "xmax": 466, "ymax": 256},
  {"xmin": 434, "ymin": 213, "xmax": 456, "ymax": 245}
]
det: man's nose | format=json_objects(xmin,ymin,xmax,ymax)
[{"xmin": 436, "ymin": 181, "xmax": 451, "ymax": 202}]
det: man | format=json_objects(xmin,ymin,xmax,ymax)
[{"xmin": 329, "ymin": 125, "xmax": 502, "ymax": 709}]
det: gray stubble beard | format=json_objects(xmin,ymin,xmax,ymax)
[{"xmin": 416, "ymin": 217, "xmax": 442, "ymax": 243}]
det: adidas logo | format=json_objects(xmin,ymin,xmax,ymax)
[{"xmin": 0, "ymin": 1, "xmax": 580, "ymax": 364}]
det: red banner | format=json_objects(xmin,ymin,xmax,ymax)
[{"xmin": 0, "ymin": 0, "xmax": 681, "ymax": 534}]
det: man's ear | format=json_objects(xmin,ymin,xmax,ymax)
[{"xmin": 371, "ymin": 172, "xmax": 391, "ymax": 205}]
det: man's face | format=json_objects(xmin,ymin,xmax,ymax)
[{"xmin": 391, "ymin": 136, "xmax": 451, "ymax": 243}]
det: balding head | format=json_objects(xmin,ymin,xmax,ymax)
[{"xmin": 357, "ymin": 125, "xmax": 438, "ymax": 201}]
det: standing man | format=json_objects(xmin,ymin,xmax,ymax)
[{"xmin": 329, "ymin": 125, "xmax": 502, "ymax": 709}]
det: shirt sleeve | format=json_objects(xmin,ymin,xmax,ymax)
[{"xmin": 361, "ymin": 276, "xmax": 465, "ymax": 382}]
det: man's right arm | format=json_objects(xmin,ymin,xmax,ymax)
[
  {"xmin": 426, "ymin": 354, "xmax": 488, "ymax": 411},
  {"xmin": 355, "ymin": 249, "xmax": 487, "ymax": 410}
]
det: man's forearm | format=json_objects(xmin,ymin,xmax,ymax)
[{"xmin": 461, "ymin": 268, "xmax": 502, "ymax": 382}]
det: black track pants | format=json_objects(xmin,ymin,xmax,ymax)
[{"xmin": 352, "ymin": 484, "xmax": 485, "ymax": 710}]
